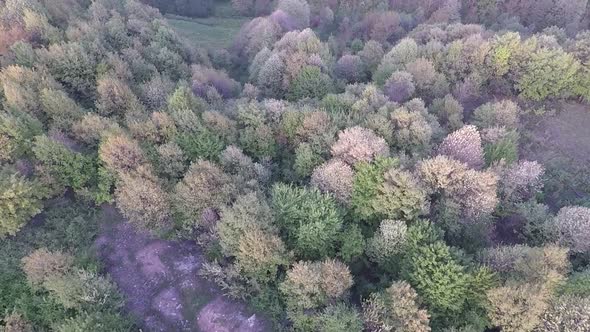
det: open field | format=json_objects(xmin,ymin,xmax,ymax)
[{"xmin": 166, "ymin": 14, "xmax": 249, "ymax": 49}]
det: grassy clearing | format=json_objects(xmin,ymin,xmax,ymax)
[{"xmin": 166, "ymin": 14, "xmax": 249, "ymax": 49}]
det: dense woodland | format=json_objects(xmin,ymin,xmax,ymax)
[{"xmin": 1, "ymin": 0, "xmax": 590, "ymax": 331}]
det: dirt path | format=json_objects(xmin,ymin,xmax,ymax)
[{"xmin": 94, "ymin": 205, "xmax": 270, "ymax": 332}]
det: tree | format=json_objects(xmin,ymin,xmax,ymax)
[
  {"xmin": 366, "ymin": 220, "xmax": 407, "ymax": 271},
  {"xmin": 99, "ymin": 133, "xmax": 147, "ymax": 176},
  {"xmin": 374, "ymin": 38, "xmax": 418, "ymax": 86},
  {"xmin": 384, "ymin": 71, "xmax": 415, "ymax": 103},
  {"xmin": 0, "ymin": 167, "xmax": 44, "ymax": 237},
  {"xmin": 430, "ymin": 94, "xmax": 463, "ymax": 131},
  {"xmin": 335, "ymin": 55, "xmax": 366, "ymax": 83},
  {"xmin": 389, "ymin": 102, "xmax": 433, "ymax": 155},
  {"xmin": 331, "ymin": 127, "xmax": 389, "ymax": 166},
  {"xmin": 517, "ymin": 48, "xmax": 580, "ymax": 101},
  {"xmin": 1, "ymin": 312, "xmax": 33, "ymax": 332},
  {"xmin": 217, "ymin": 193, "xmax": 275, "ymax": 256},
  {"xmin": 173, "ymin": 160, "xmax": 236, "ymax": 231},
  {"xmin": 311, "ymin": 159, "xmax": 354, "ymax": 205},
  {"xmin": 315, "ymin": 303, "xmax": 363, "ymax": 332},
  {"xmin": 271, "ymin": 183, "xmax": 343, "ymax": 259},
  {"xmin": 542, "ymin": 295, "xmax": 590, "ymax": 332},
  {"xmin": 472, "ymin": 100, "xmax": 520, "ymax": 130},
  {"xmin": 418, "ymin": 156, "xmax": 498, "ymax": 218},
  {"xmin": 257, "ymin": 53, "xmax": 286, "ymax": 98},
  {"xmin": 551, "ymin": 206, "xmax": 590, "ymax": 254},
  {"xmin": 32, "ymin": 135, "xmax": 94, "ymax": 190},
  {"xmin": 280, "ymin": 259, "xmax": 353, "ymax": 311},
  {"xmin": 235, "ymin": 227, "xmax": 290, "ymax": 283},
  {"xmin": 362, "ymin": 281, "xmax": 431, "ymax": 332},
  {"xmin": 438, "ymin": 125, "xmax": 484, "ymax": 169},
  {"xmin": 95, "ymin": 77, "xmax": 143, "ymax": 117},
  {"xmin": 276, "ymin": 0, "xmax": 310, "ymax": 29},
  {"xmin": 401, "ymin": 242, "xmax": 470, "ymax": 325},
  {"xmin": 115, "ymin": 172, "xmax": 171, "ymax": 232},
  {"xmin": 21, "ymin": 248, "xmax": 73, "ymax": 287},
  {"xmin": 287, "ymin": 66, "xmax": 332, "ymax": 101}
]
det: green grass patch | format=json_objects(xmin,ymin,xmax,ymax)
[{"xmin": 166, "ymin": 14, "xmax": 249, "ymax": 49}]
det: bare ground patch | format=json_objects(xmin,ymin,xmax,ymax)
[{"xmin": 95, "ymin": 204, "xmax": 270, "ymax": 332}]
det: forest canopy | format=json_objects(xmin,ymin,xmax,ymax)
[{"xmin": 1, "ymin": 0, "xmax": 590, "ymax": 331}]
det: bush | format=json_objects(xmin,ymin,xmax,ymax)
[
  {"xmin": 362, "ymin": 281, "xmax": 430, "ymax": 332},
  {"xmin": 271, "ymin": 183, "xmax": 343, "ymax": 259}
]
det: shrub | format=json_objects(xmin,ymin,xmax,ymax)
[
  {"xmin": 383, "ymin": 71, "xmax": 415, "ymax": 103},
  {"xmin": 331, "ymin": 127, "xmax": 389, "ymax": 166},
  {"xmin": 362, "ymin": 281, "xmax": 431, "ymax": 332},
  {"xmin": 287, "ymin": 66, "xmax": 332, "ymax": 101},
  {"xmin": 311, "ymin": 159, "xmax": 354, "ymax": 204},
  {"xmin": 173, "ymin": 160, "xmax": 236, "ymax": 231},
  {"xmin": 552, "ymin": 206, "xmax": 590, "ymax": 254},
  {"xmin": 271, "ymin": 183, "xmax": 343, "ymax": 259},
  {"xmin": 438, "ymin": 125, "xmax": 484, "ymax": 169},
  {"xmin": 0, "ymin": 168, "xmax": 44, "ymax": 238},
  {"xmin": 484, "ymin": 134, "xmax": 518, "ymax": 165}
]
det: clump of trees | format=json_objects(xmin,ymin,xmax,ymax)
[{"xmin": 3, "ymin": 0, "xmax": 590, "ymax": 331}]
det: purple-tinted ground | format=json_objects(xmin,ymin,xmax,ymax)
[{"xmin": 94, "ymin": 204, "xmax": 270, "ymax": 332}]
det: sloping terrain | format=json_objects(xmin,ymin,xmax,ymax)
[{"xmin": 95, "ymin": 205, "xmax": 269, "ymax": 332}]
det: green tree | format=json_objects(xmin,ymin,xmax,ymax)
[
  {"xmin": 517, "ymin": 48, "xmax": 580, "ymax": 101},
  {"xmin": 287, "ymin": 66, "xmax": 332, "ymax": 101},
  {"xmin": 401, "ymin": 242, "xmax": 470, "ymax": 327},
  {"xmin": 271, "ymin": 183, "xmax": 343, "ymax": 259},
  {"xmin": 0, "ymin": 168, "xmax": 44, "ymax": 237}
]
